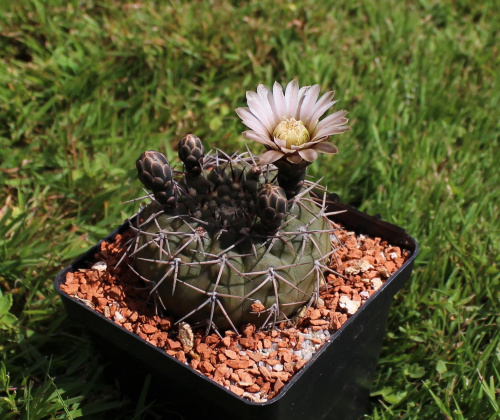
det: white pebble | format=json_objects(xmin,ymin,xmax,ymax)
[
  {"xmin": 92, "ymin": 261, "xmax": 107, "ymax": 271},
  {"xmin": 273, "ymin": 364, "xmax": 284, "ymax": 372},
  {"xmin": 302, "ymin": 351, "xmax": 313, "ymax": 362},
  {"xmin": 330, "ymin": 234, "xmax": 341, "ymax": 245},
  {"xmin": 339, "ymin": 295, "xmax": 361, "ymax": 315},
  {"xmin": 371, "ymin": 278, "xmax": 383, "ymax": 291}
]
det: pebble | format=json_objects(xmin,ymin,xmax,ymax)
[
  {"xmin": 360, "ymin": 291, "xmax": 370, "ymax": 299},
  {"xmin": 371, "ymin": 278, "xmax": 384, "ymax": 291},
  {"xmin": 113, "ymin": 311, "xmax": 123, "ymax": 322},
  {"xmin": 273, "ymin": 364, "xmax": 284, "ymax": 372},
  {"xmin": 302, "ymin": 351, "xmax": 313, "ymax": 362},
  {"xmin": 92, "ymin": 261, "xmax": 107, "ymax": 271}
]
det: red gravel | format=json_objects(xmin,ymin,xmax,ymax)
[{"xmin": 61, "ymin": 225, "xmax": 410, "ymax": 402}]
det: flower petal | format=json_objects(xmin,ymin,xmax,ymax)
[
  {"xmin": 285, "ymin": 153, "xmax": 303, "ymax": 164},
  {"xmin": 236, "ymin": 107, "xmax": 270, "ymax": 137},
  {"xmin": 284, "ymin": 79, "xmax": 299, "ymax": 119},
  {"xmin": 258, "ymin": 150, "xmax": 284, "ymax": 165},
  {"xmin": 298, "ymin": 84, "xmax": 320, "ymax": 122},
  {"xmin": 247, "ymin": 91, "xmax": 275, "ymax": 133},
  {"xmin": 257, "ymin": 84, "xmax": 280, "ymax": 126},
  {"xmin": 312, "ymin": 121, "xmax": 350, "ymax": 140},
  {"xmin": 294, "ymin": 86, "xmax": 309, "ymax": 119},
  {"xmin": 306, "ymin": 92, "xmax": 336, "ymax": 132},
  {"xmin": 274, "ymin": 137, "xmax": 288, "ymax": 149},
  {"xmin": 312, "ymin": 142, "xmax": 338, "ymax": 154},
  {"xmin": 298, "ymin": 148, "xmax": 319, "ymax": 162},
  {"xmin": 273, "ymin": 82, "xmax": 287, "ymax": 119},
  {"xmin": 243, "ymin": 130, "xmax": 279, "ymax": 150},
  {"xmin": 313, "ymin": 110, "xmax": 349, "ymax": 131}
]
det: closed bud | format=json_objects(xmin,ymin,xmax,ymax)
[
  {"xmin": 178, "ymin": 134, "xmax": 205, "ymax": 176},
  {"xmin": 136, "ymin": 151, "xmax": 177, "ymax": 208},
  {"xmin": 256, "ymin": 184, "xmax": 287, "ymax": 232}
]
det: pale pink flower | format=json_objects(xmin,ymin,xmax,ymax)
[{"xmin": 236, "ymin": 80, "xmax": 350, "ymax": 164}]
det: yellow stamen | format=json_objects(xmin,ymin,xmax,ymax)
[{"xmin": 273, "ymin": 118, "xmax": 310, "ymax": 148}]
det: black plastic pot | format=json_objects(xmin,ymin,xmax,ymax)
[{"xmin": 55, "ymin": 200, "xmax": 418, "ymax": 420}]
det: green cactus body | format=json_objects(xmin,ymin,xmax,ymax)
[{"xmin": 130, "ymin": 140, "xmax": 334, "ymax": 332}]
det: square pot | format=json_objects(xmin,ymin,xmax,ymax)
[{"xmin": 55, "ymin": 200, "xmax": 418, "ymax": 420}]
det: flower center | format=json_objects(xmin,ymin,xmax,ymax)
[{"xmin": 273, "ymin": 118, "xmax": 310, "ymax": 148}]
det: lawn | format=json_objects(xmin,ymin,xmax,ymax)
[{"xmin": 0, "ymin": 0, "xmax": 498, "ymax": 418}]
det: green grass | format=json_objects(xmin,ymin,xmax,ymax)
[{"xmin": 0, "ymin": 0, "xmax": 498, "ymax": 418}]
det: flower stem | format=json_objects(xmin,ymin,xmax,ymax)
[{"xmin": 274, "ymin": 159, "xmax": 310, "ymax": 199}]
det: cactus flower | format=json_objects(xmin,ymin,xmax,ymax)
[{"xmin": 236, "ymin": 80, "xmax": 350, "ymax": 165}]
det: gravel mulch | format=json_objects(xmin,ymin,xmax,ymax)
[{"xmin": 61, "ymin": 223, "xmax": 410, "ymax": 402}]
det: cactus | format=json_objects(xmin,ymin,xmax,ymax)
[
  {"xmin": 124, "ymin": 80, "xmax": 350, "ymax": 334},
  {"xmin": 125, "ymin": 137, "xmax": 337, "ymax": 334}
]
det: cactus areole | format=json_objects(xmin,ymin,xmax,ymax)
[{"xmin": 130, "ymin": 81, "xmax": 350, "ymax": 334}]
